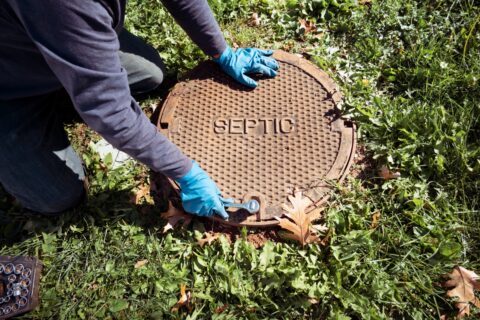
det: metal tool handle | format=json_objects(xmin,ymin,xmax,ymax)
[{"xmin": 222, "ymin": 199, "xmax": 260, "ymax": 214}]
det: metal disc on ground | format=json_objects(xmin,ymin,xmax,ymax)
[{"xmin": 157, "ymin": 51, "xmax": 356, "ymax": 227}]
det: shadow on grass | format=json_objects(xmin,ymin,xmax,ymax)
[
  {"xmin": 0, "ymin": 189, "xmax": 160, "ymax": 246},
  {"xmin": 0, "ymin": 172, "xmax": 247, "ymax": 247}
]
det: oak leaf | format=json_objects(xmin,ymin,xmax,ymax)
[
  {"xmin": 444, "ymin": 266, "xmax": 480, "ymax": 318},
  {"xmin": 197, "ymin": 232, "xmax": 221, "ymax": 247},
  {"xmin": 161, "ymin": 201, "xmax": 192, "ymax": 233},
  {"xmin": 379, "ymin": 165, "xmax": 401, "ymax": 180},
  {"xmin": 275, "ymin": 192, "xmax": 326, "ymax": 246},
  {"xmin": 171, "ymin": 284, "xmax": 192, "ymax": 313}
]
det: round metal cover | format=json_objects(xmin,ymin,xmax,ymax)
[{"xmin": 158, "ymin": 51, "xmax": 355, "ymax": 227}]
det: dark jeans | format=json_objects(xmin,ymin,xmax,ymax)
[{"xmin": 0, "ymin": 30, "xmax": 165, "ymax": 214}]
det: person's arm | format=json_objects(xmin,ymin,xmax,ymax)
[
  {"xmin": 160, "ymin": 0, "xmax": 227, "ymax": 57},
  {"xmin": 161, "ymin": 0, "xmax": 279, "ymax": 88},
  {"xmin": 7, "ymin": 0, "xmax": 191, "ymax": 179}
]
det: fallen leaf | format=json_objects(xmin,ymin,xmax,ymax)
[
  {"xmin": 319, "ymin": 233, "xmax": 331, "ymax": 246},
  {"xmin": 359, "ymin": 0, "xmax": 372, "ymax": 4},
  {"xmin": 197, "ymin": 232, "xmax": 221, "ymax": 247},
  {"xmin": 371, "ymin": 211, "xmax": 381, "ymax": 229},
  {"xmin": 275, "ymin": 192, "xmax": 326, "ymax": 246},
  {"xmin": 312, "ymin": 224, "xmax": 329, "ymax": 235},
  {"xmin": 171, "ymin": 284, "xmax": 192, "ymax": 313},
  {"xmin": 130, "ymin": 184, "xmax": 153, "ymax": 205},
  {"xmin": 134, "ymin": 259, "xmax": 148, "ymax": 269},
  {"xmin": 299, "ymin": 18, "xmax": 316, "ymax": 35},
  {"xmin": 379, "ymin": 165, "xmax": 401, "ymax": 180},
  {"xmin": 215, "ymin": 304, "xmax": 229, "ymax": 314},
  {"xmin": 444, "ymin": 266, "xmax": 480, "ymax": 318},
  {"xmin": 309, "ymin": 206, "xmax": 324, "ymax": 221},
  {"xmin": 161, "ymin": 201, "xmax": 193, "ymax": 233},
  {"xmin": 248, "ymin": 12, "xmax": 260, "ymax": 26}
]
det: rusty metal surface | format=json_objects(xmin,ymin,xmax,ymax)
[{"xmin": 158, "ymin": 51, "xmax": 355, "ymax": 227}]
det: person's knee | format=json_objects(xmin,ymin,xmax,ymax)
[
  {"xmin": 118, "ymin": 29, "xmax": 167, "ymax": 94},
  {"xmin": 120, "ymin": 51, "xmax": 166, "ymax": 94},
  {"xmin": 144, "ymin": 62, "xmax": 165, "ymax": 89}
]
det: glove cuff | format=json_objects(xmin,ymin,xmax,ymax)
[
  {"xmin": 175, "ymin": 160, "xmax": 200, "ymax": 186},
  {"xmin": 213, "ymin": 46, "xmax": 232, "ymax": 65}
]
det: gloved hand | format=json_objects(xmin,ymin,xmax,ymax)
[
  {"xmin": 175, "ymin": 161, "xmax": 229, "ymax": 220},
  {"xmin": 213, "ymin": 46, "xmax": 279, "ymax": 88}
]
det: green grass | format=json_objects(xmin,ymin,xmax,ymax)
[{"xmin": 1, "ymin": 0, "xmax": 479, "ymax": 318}]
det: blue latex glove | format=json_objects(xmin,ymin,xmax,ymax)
[
  {"xmin": 175, "ymin": 161, "xmax": 229, "ymax": 220},
  {"xmin": 213, "ymin": 46, "xmax": 279, "ymax": 88}
]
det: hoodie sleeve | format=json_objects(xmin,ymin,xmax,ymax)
[
  {"xmin": 7, "ymin": 0, "xmax": 192, "ymax": 179},
  {"xmin": 161, "ymin": 0, "xmax": 228, "ymax": 56}
]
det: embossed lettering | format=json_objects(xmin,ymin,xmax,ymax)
[
  {"xmin": 213, "ymin": 118, "xmax": 228, "ymax": 134},
  {"xmin": 280, "ymin": 118, "xmax": 295, "ymax": 133},
  {"xmin": 230, "ymin": 118, "xmax": 244, "ymax": 134},
  {"xmin": 245, "ymin": 119, "xmax": 258, "ymax": 134},
  {"xmin": 213, "ymin": 117, "xmax": 295, "ymax": 135}
]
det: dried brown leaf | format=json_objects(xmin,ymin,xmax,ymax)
[
  {"xmin": 371, "ymin": 211, "xmax": 381, "ymax": 229},
  {"xmin": 319, "ymin": 233, "xmax": 331, "ymax": 246},
  {"xmin": 247, "ymin": 232, "xmax": 272, "ymax": 249},
  {"xmin": 444, "ymin": 266, "xmax": 480, "ymax": 318},
  {"xmin": 197, "ymin": 232, "xmax": 221, "ymax": 247},
  {"xmin": 161, "ymin": 201, "xmax": 192, "ymax": 233},
  {"xmin": 134, "ymin": 259, "xmax": 148, "ymax": 269},
  {"xmin": 275, "ymin": 192, "xmax": 325, "ymax": 246},
  {"xmin": 130, "ymin": 184, "xmax": 153, "ymax": 205},
  {"xmin": 309, "ymin": 206, "xmax": 325, "ymax": 221},
  {"xmin": 299, "ymin": 18, "xmax": 316, "ymax": 35},
  {"xmin": 171, "ymin": 284, "xmax": 191, "ymax": 313},
  {"xmin": 379, "ymin": 165, "xmax": 401, "ymax": 180},
  {"xmin": 248, "ymin": 12, "xmax": 260, "ymax": 26},
  {"xmin": 215, "ymin": 304, "xmax": 229, "ymax": 314}
]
